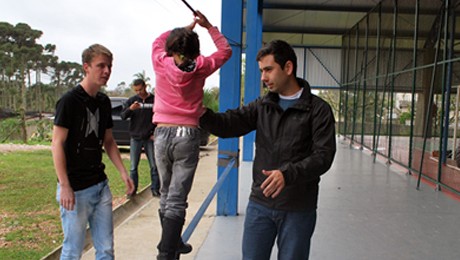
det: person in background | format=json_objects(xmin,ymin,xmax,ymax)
[
  {"xmin": 121, "ymin": 78, "xmax": 160, "ymax": 198},
  {"xmin": 200, "ymin": 40, "xmax": 336, "ymax": 260},
  {"xmin": 51, "ymin": 43, "xmax": 134, "ymax": 259},
  {"xmin": 151, "ymin": 10, "xmax": 232, "ymax": 260}
]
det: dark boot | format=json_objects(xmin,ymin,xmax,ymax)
[
  {"xmin": 157, "ymin": 217, "xmax": 185, "ymax": 260},
  {"xmin": 158, "ymin": 210, "xmax": 192, "ymax": 255}
]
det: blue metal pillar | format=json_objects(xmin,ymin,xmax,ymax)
[
  {"xmin": 217, "ymin": 0, "xmax": 243, "ymax": 216},
  {"xmin": 242, "ymin": 0, "xmax": 263, "ymax": 161}
]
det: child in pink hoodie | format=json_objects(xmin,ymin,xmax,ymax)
[{"xmin": 151, "ymin": 10, "xmax": 232, "ymax": 260}]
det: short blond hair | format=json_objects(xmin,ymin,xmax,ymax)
[{"xmin": 81, "ymin": 44, "xmax": 113, "ymax": 64}]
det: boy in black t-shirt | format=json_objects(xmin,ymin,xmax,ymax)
[{"xmin": 51, "ymin": 44, "xmax": 134, "ymax": 259}]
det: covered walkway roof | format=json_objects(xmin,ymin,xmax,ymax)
[
  {"xmin": 254, "ymin": 0, "xmax": 443, "ymax": 48},
  {"xmin": 256, "ymin": 0, "xmax": 377, "ymax": 47}
]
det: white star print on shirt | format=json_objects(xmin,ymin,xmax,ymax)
[{"xmin": 85, "ymin": 108, "xmax": 100, "ymax": 138}]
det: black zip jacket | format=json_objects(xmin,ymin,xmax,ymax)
[
  {"xmin": 120, "ymin": 93, "xmax": 156, "ymax": 140},
  {"xmin": 200, "ymin": 78, "xmax": 336, "ymax": 211}
]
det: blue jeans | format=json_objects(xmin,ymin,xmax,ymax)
[
  {"xmin": 56, "ymin": 180, "xmax": 114, "ymax": 260},
  {"xmin": 154, "ymin": 126, "xmax": 200, "ymax": 221},
  {"xmin": 130, "ymin": 137, "xmax": 160, "ymax": 193},
  {"xmin": 242, "ymin": 200, "xmax": 317, "ymax": 260}
]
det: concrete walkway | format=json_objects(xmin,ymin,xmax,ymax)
[
  {"xmin": 82, "ymin": 145, "xmax": 218, "ymax": 260},
  {"xmin": 83, "ymin": 139, "xmax": 460, "ymax": 260}
]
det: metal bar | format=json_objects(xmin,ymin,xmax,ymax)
[
  {"xmin": 376, "ymin": 6, "xmax": 395, "ymax": 164},
  {"xmin": 360, "ymin": 16, "xmax": 369, "ymax": 148},
  {"xmin": 439, "ymin": 0, "xmax": 450, "ymax": 166},
  {"xmin": 343, "ymin": 35, "xmax": 351, "ymax": 139},
  {"xmin": 180, "ymin": 0, "xmax": 197, "ymax": 15},
  {"xmin": 387, "ymin": 0, "xmax": 398, "ymax": 163},
  {"xmin": 182, "ymin": 158, "xmax": 236, "ymax": 242},
  {"xmin": 351, "ymin": 25, "xmax": 360, "ymax": 147},
  {"xmin": 417, "ymin": 1, "xmax": 445, "ymax": 190},
  {"xmin": 372, "ymin": 3, "xmax": 382, "ymax": 159},
  {"xmin": 262, "ymin": 2, "xmax": 439, "ymax": 15},
  {"xmin": 408, "ymin": 0, "xmax": 420, "ymax": 174},
  {"xmin": 262, "ymin": 3, "xmax": 376, "ymax": 12},
  {"xmin": 439, "ymin": 0, "xmax": 454, "ymax": 188},
  {"xmin": 454, "ymin": 87, "xmax": 460, "ymax": 159}
]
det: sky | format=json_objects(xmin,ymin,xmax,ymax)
[{"xmin": 0, "ymin": 0, "xmax": 222, "ymax": 90}]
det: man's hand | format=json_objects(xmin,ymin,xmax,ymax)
[
  {"xmin": 59, "ymin": 184, "xmax": 75, "ymax": 210},
  {"xmin": 260, "ymin": 169, "xmax": 285, "ymax": 198},
  {"xmin": 130, "ymin": 101, "xmax": 141, "ymax": 110}
]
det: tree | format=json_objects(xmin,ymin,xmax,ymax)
[
  {"xmin": 50, "ymin": 60, "xmax": 83, "ymax": 98},
  {"xmin": 0, "ymin": 21, "xmax": 74, "ymax": 143},
  {"xmin": 3, "ymin": 22, "xmax": 45, "ymax": 142},
  {"xmin": 30, "ymin": 43, "xmax": 57, "ymax": 117},
  {"xmin": 203, "ymin": 87, "xmax": 219, "ymax": 112},
  {"xmin": 111, "ymin": 81, "xmax": 132, "ymax": 97}
]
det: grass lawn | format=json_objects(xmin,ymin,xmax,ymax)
[{"xmin": 0, "ymin": 148, "xmax": 151, "ymax": 259}]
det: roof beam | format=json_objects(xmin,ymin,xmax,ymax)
[
  {"xmin": 262, "ymin": 3, "xmax": 374, "ymax": 13},
  {"xmin": 263, "ymin": 26, "xmax": 434, "ymax": 38},
  {"xmin": 263, "ymin": 25, "xmax": 349, "ymax": 35},
  {"xmin": 262, "ymin": 3, "xmax": 439, "ymax": 15}
]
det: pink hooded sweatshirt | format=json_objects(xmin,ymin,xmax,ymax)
[{"xmin": 151, "ymin": 26, "xmax": 232, "ymax": 126}]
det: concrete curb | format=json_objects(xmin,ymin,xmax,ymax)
[{"xmin": 40, "ymin": 186, "xmax": 154, "ymax": 260}]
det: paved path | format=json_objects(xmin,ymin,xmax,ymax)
[
  {"xmin": 82, "ymin": 145, "xmax": 218, "ymax": 260},
  {"xmin": 83, "ymin": 139, "xmax": 460, "ymax": 260},
  {"xmin": 197, "ymin": 140, "xmax": 460, "ymax": 260}
]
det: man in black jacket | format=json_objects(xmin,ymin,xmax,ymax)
[
  {"xmin": 200, "ymin": 40, "xmax": 336, "ymax": 260},
  {"xmin": 121, "ymin": 79, "xmax": 160, "ymax": 197}
]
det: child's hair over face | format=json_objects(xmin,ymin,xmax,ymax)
[{"xmin": 165, "ymin": 28, "xmax": 200, "ymax": 60}]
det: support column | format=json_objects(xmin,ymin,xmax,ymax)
[
  {"xmin": 242, "ymin": 0, "xmax": 263, "ymax": 161},
  {"xmin": 217, "ymin": 0, "xmax": 243, "ymax": 216}
]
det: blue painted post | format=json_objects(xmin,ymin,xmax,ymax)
[
  {"xmin": 242, "ymin": 0, "xmax": 263, "ymax": 162},
  {"xmin": 217, "ymin": 0, "xmax": 243, "ymax": 216}
]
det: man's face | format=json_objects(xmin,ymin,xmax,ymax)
[
  {"xmin": 83, "ymin": 54, "xmax": 112, "ymax": 87},
  {"xmin": 258, "ymin": 54, "xmax": 291, "ymax": 95},
  {"xmin": 133, "ymin": 84, "xmax": 148, "ymax": 98}
]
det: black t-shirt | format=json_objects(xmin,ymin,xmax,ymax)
[{"xmin": 54, "ymin": 85, "xmax": 113, "ymax": 191}]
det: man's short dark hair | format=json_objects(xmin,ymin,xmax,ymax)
[
  {"xmin": 132, "ymin": 78, "xmax": 146, "ymax": 87},
  {"xmin": 165, "ymin": 28, "xmax": 200, "ymax": 60},
  {"xmin": 256, "ymin": 40, "xmax": 297, "ymax": 77}
]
